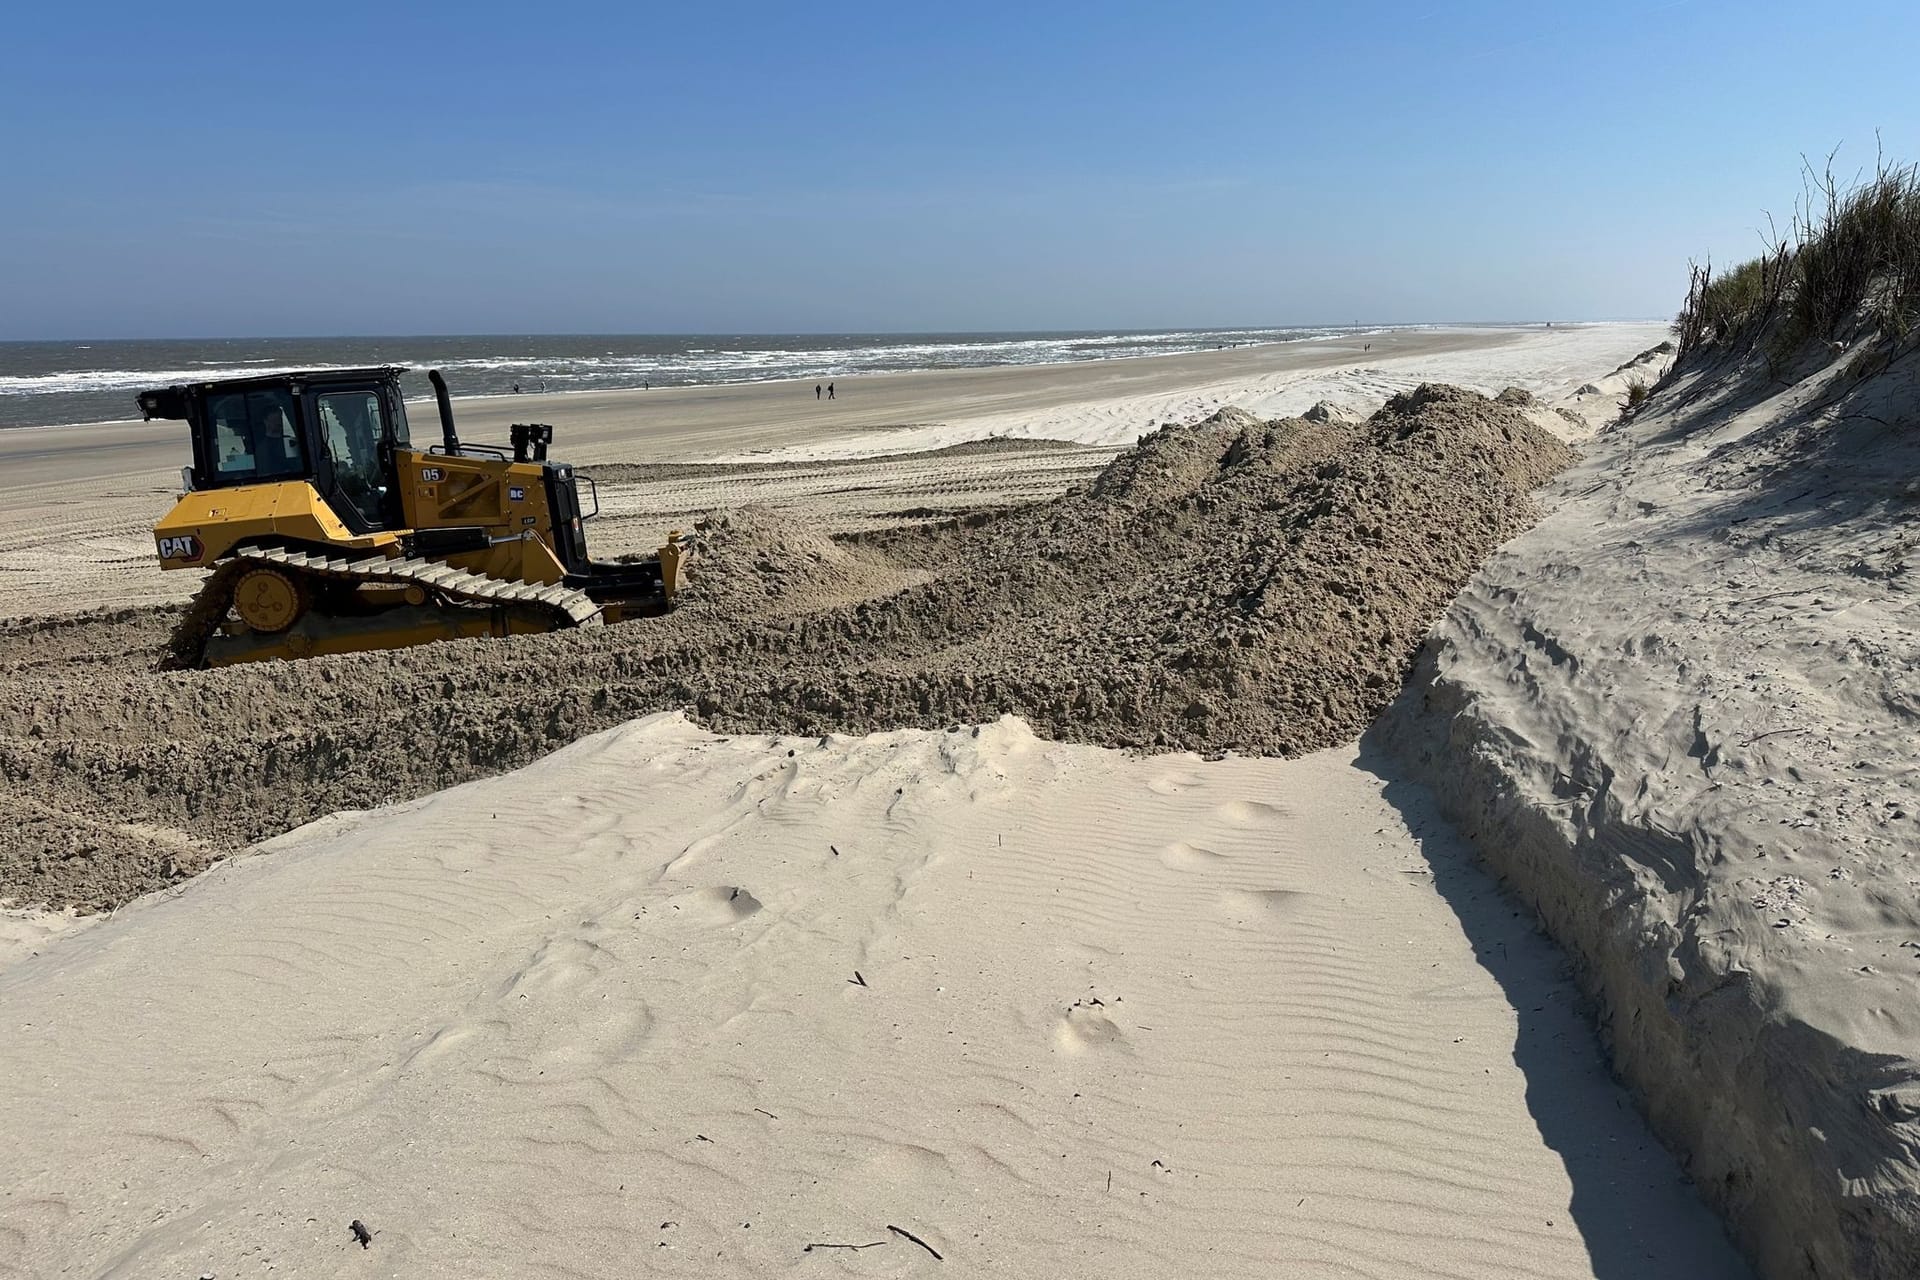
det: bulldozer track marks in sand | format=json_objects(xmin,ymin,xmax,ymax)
[{"xmin": 160, "ymin": 546, "xmax": 604, "ymax": 671}]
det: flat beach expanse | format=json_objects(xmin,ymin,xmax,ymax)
[
  {"xmin": 0, "ymin": 325, "xmax": 1551, "ymax": 477},
  {"xmin": 0, "ymin": 324, "xmax": 1661, "ymax": 616}
]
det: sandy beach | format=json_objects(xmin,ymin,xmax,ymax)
[
  {"xmin": 14, "ymin": 0, "xmax": 1920, "ymax": 1268},
  {"xmin": 0, "ymin": 324, "xmax": 1662, "ymax": 617},
  {"xmin": 0, "ymin": 716, "xmax": 1743, "ymax": 1278},
  {"xmin": 0, "ymin": 325, "xmax": 1561, "ymax": 477},
  {"xmin": 11, "ymin": 312, "xmax": 1910, "ymax": 1278}
]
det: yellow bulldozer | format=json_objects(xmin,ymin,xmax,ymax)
[{"xmin": 139, "ymin": 366, "xmax": 683, "ymax": 669}]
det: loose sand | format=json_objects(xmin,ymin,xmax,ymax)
[
  {"xmin": 0, "ymin": 715, "xmax": 1744, "ymax": 1278},
  {"xmin": 0, "ymin": 323, "xmax": 1768, "ymax": 1278},
  {"xmin": 1388, "ymin": 334, "xmax": 1920, "ymax": 1275},
  {"xmin": 0, "ymin": 323, "xmax": 1665, "ymax": 617},
  {"xmin": 2, "ymin": 385, "xmax": 1573, "ymax": 912}
]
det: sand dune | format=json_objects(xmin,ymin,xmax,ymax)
[
  {"xmin": 1389, "ymin": 338, "xmax": 1920, "ymax": 1273},
  {"xmin": 0, "ymin": 715, "xmax": 1745, "ymax": 1277}
]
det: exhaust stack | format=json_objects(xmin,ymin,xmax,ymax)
[{"xmin": 427, "ymin": 369, "xmax": 460, "ymax": 455}]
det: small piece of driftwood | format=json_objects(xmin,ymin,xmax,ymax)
[{"xmin": 888, "ymin": 1225, "xmax": 943, "ymax": 1259}]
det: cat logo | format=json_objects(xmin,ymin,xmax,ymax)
[
  {"xmin": 421, "ymin": 467, "xmax": 445, "ymax": 482},
  {"xmin": 508, "ymin": 485, "xmax": 526, "ymax": 502},
  {"xmin": 157, "ymin": 534, "xmax": 203, "ymax": 562}
]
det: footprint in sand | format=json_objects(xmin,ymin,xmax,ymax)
[
  {"xmin": 1215, "ymin": 798, "xmax": 1289, "ymax": 827},
  {"xmin": 1054, "ymin": 1001, "xmax": 1130, "ymax": 1055},
  {"xmin": 500, "ymin": 935, "xmax": 612, "ymax": 1000},
  {"xmin": 1147, "ymin": 772, "xmax": 1204, "ymax": 797},
  {"xmin": 1160, "ymin": 841, "xmax": 1228, "ymax": 871},
  {"xmin": 861, "ymin": 1142, "xmax": 955, "ymax": 1186},
  {"xmin": 489, "ymin": 936, "xmax": 656, "ymax": 1068},
  {"xmin": 1216, "ymin": 887, "xmax": 1314, "ymax": 926},
  {"xmin": 663, "ymin": 885, "xmax": 763, "ymax": 924},
  {"xmin": 663, "ymin": 833, "xmax": 724, "ymax": 875},
  {"xmin": 401, "ymin": 1018, "xmax": 509, "ymax": 1074}
]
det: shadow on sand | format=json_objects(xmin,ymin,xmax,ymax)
[{"xmin": 1351, "ymin": 738, "xmax": 1752, "ymax": 1280}]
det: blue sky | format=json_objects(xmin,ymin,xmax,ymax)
[{"xmin": 4, "ymin": 0, "xmax": 1918, "ymax": 338}]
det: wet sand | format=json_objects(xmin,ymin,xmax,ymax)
[
  {"xmin": 0, "ymin": 327, "xmax": 1514, "ymax": 485},
  {"xmin": 0, "ymin": 325, "xmax": 1664, "ymax": 619}
]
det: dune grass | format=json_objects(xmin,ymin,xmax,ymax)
[{"xmin": 1674, "ymin": 154, "xmax": 1920, "ymax": 362}]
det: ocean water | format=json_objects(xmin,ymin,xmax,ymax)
[{"xmin": 0, "ymin": 328, "xmax": 1362, "ymax": 430}]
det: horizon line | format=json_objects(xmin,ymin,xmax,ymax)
[{"xmin": 0, "ymin": 318, "xmax": 1671, "ymax": 345}]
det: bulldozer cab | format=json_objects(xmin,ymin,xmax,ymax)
[
  {"xmin": 143, "ymin": 367, "xmax": 413, "ymax": 533},
  {"xmin": 141, "ymin": 363, "xmax": 684, "ymax": 669}
]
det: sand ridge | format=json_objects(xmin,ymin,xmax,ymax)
[{"xmin": 1, "ymin": 385, "xmax": 1574, "ymax": 913}]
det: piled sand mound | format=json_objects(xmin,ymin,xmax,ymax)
[
  {"xmin": 676, "ymin": 506, "xmax": 932, "ymax": 616},
  {"xmin": 677, "ymin": 390, "xmax": 1566, "ymax": 755},
  {"xmin": 0, "ymin": 385, "xmax": 1572, "ymax": 913},
  {"xmin": 1559, "ymin": 340, "xmax": 1675, "ymax": 429},
  {"xmin": 1383, "ymin": 339, "xmax": 1920, "ymax": 1277},
  {"xmin": 1300, "ymin": 398, "xmax": 1359, "ymax": 424}
]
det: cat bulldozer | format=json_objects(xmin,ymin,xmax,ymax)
[{"xmin": 138, "ymin": 366, "xmax": 684, "ymax": 669}]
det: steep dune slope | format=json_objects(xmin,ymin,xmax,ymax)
[{"xmin": 1385, "ymin": 339, "xmax": 1920, "ymax": 1277}]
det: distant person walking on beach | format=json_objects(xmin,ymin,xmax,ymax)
[
  {"xmin": 815, "ymin": 384, "xmax": 822, "ymax": 400},
  {"xmin": 827, "ymin": 382, "xmax": 836, "ymax": 400}
]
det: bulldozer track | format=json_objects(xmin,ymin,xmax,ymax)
[{"xmin": 160, "ymin": 545, "xmax": 604, "ymax": 671}]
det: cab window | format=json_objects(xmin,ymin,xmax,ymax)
[
  {"xmin": 315, "ymin": 389, "xmax": 390, "ymax": 519},
  {"xmin": 389, "ymin": 394, "xmax": 411, "ymax": 446},
  {"xmin": 207, "ymin": 390, "xmax": 306, "ymax": 482}
]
